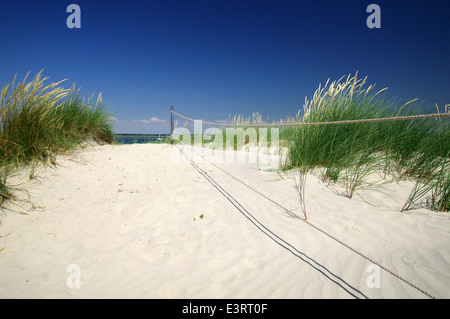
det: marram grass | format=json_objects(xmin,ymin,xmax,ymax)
[
  {"xmin": 0, "ymin": 71, "xmax": 114, "ymax": 205},
  {"xmin": 214, "ymin": 73, "xmax": 449, "ymax": 215},
  {"xmin": 284, "ymin": 73, "xmax": 450, "ymax": 215}
]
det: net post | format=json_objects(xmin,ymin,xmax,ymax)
[{"xmin": 170, "ymin": 105, "xmax": 174, "ymax": 145}]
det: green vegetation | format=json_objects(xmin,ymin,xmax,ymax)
[
  {"xmin": 0, "ymin": 71, "xmax": 114, "ymax": 205},
  {"xmin": 173, "ymin": 113, "xmax": 279, "ymax": 151},
  {"xmin": 188, "ymin": 73, "xmax": 449, "ymax": 216},
  {"xmin": 171, "ymin": 73, "xmax": 450, "ymax": 216},
  {"xmin": 280, "ymin": 73, "xmax": 450, "ymax": 216}
]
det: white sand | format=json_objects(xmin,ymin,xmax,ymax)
[{"xmin": 0, "ymin": 143, "xmax": 449, "ymax": 299}]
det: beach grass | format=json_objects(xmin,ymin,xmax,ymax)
[
  {"xmin": 0, "ymin": 71, "xmax": 114, "ymax": 205},
  {"xmin": 189, "ymin": 73, "xmax": 450, "ymax": 215},
  {"xmin": 281, "ymin": 73, "xmax": 450, "ymax": 215},
  {"xmin": 174, "ymin": 112, "xmax": 280, "ymax": 150},
  {"xmin": 172, "ymin": 72, "xmax": 450, "ymax": 213}
]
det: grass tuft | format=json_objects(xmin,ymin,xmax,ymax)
[
  {"xmin": 0, "ymin": 71, "xmax": 114, "ymax": 206},
  {"xmin": 282, "ymin": 72, "xmax": 450, "ymax": 214}
]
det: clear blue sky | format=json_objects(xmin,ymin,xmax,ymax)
[{"xmin": 0, "ymin": 0, "xmax": 449, "ymax": 133}]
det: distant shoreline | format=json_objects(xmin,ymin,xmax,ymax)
[{"xmin": 114, "ymin": 133, "xmax": 170, "ymax": 144}]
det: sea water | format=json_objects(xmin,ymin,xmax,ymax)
[{"xmin": 114, "ymin": 134, "xmax": 169, "ymax": 144}]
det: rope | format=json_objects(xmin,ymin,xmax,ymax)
[
  {"xmin": 174, "ymin": 143, "xmax": 368, "ymax": 299},
  {"xmin": 172, "ymin": 110, "xmax": 450, "ymax": 127},
  {"xmin": 171, "ymin": 134, "xmax": 438, "ymax": 299}
]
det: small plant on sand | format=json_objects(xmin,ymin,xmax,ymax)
[{"xmin": 193, "ymin": 213, "xmax": 205, "ymax": 221}]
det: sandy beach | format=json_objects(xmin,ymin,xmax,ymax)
[{"xmin": 0, "ymin": 143, "xmax": 449, "ymax": 299}]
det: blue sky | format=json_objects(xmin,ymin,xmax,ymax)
[{"xmin": 0, "ymin": 0, "xmax": 449, "ymax": 133}]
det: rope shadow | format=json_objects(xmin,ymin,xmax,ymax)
[{"xmin": 177, "ymin": 146, "xmax": 368, "ymax": 299}]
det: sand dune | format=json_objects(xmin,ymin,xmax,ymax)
[{"xmin": 0, "ymin": 143, "xmax": 449, "ymax": 299}]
